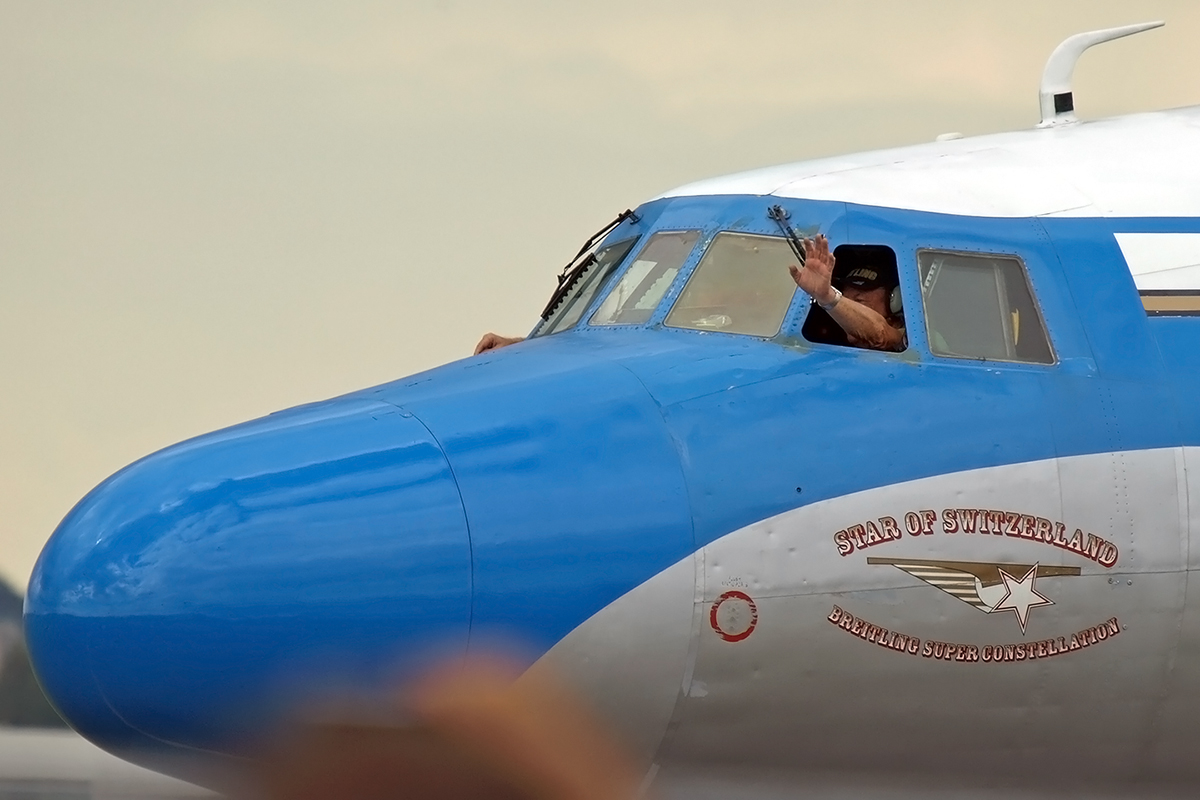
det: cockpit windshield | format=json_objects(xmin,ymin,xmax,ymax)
[
  {"xmin": 536, "ymin": 236, "xmax": 639, "ymax": 337},
  {"xmin": 590, "ymin": 231, "xmax": 700, "ymax": 326},
  {"xmin": 664, "ymin": 232, "xmax": 799, "ymax": 337}
]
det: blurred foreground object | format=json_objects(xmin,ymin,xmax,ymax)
[{"xmin": 255, "ymin": 659, "xmax": 645, "ymax": 800}]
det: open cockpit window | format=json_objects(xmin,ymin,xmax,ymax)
[
  {"xmin": 918, "ymin": 250, "xmax": 1055, "ymax": 364},
  {"xmin": 537, "ymin": 236, "xmax": 639, "ymax": 336},
  {"xmin": 591, "ymin": 231, "xmax": 700, "ymax": 326},
  {"xmin": 802, "ymin": 245, "xmax": 903, "ymax": 350},
  {"xmin": 664, "ymin": 232, "xmax": 798, "ymax": 337}
]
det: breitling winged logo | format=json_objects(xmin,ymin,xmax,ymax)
[{"xmin": 867, "ymin": 557, "xmax": 1081, "ymax": 633}]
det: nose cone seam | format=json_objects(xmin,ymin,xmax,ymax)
[{"xmin": 376, "ymin": 400, "xmax": 476, "ymax": 647}]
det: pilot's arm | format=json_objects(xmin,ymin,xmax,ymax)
[
  {"xmin": 789, "ymin": 236, "xmax": 905, "ymax": 352},
  {"xmin": 474, "ymin": 333, "xmax": 525, "ymax": 355}
]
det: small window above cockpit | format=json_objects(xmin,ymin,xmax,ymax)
[
  {"xmin": 591, "ymin": 231, "xmax": 700, "ymax": 326},
  {"xmin": 664, "ymin": 232, "xmax": 798, "ymax": 338},
  {"xmin": 919, "ymin": 250, "xmax": 1055, "ymax": 364}
]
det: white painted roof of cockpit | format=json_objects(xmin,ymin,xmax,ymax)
[{"xmin": 657, "ymin": 105, "xmax": 1200, "ymax": 219}]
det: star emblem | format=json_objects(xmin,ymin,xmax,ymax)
[
  {"xmin": 867, "ymin": 557, "xmax": 1076, "ymax": 634},
  {"xmin": 992, "ymin": 564, "xmax": 1054, "ymax": 633}
]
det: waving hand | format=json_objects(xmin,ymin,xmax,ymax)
[{"xmin": 788, "ymin": 235, "xmax": 837, "ymax": 306}]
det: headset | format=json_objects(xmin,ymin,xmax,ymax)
[{"xmin": 889, "ymin": 285, "xmax": 903, "ymax": 316}]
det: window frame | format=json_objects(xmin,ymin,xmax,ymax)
[
  {"xmin": 662, "ymin": 230, "xmax": 803, "ymax": 340},
  {"xmin": 588, "ymin": 229, "xmax": 703, "ymax": 328},
  {"xmin": 531, "ymin": 235, "xmax": 641, "ymax": 338}
]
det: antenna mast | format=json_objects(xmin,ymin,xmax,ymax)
[{"xmin": 1038, "ymin": 21, "xmax": 1164, "ymax": 128}]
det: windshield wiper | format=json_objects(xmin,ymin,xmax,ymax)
[
  {"xmin": 767, "ymin": 204, "xmax": 807, "ymax": 267},
  {"xmin": 539, "ymin": 209, "xmax": 639, "ymax": 321}
]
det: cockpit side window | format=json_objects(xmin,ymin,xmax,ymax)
[
  {"xmin": 664, "ymin": 232, "xmax": 798, "ymax": 338},
  {"xmin": 538, "ymin": 236, "xmax": 639, "ymax": 336},
  {"xmin": 918, "ymin": 250, "xmax": 1055, "ymax": 364},
  {"xmin": 590, "ymin": 231, "xmax": 700, "ymax": 326},
  {"xmin": 802, "ymin": 245, "xmax": 902, "ymax": 349}
]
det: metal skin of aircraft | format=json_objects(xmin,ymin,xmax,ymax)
[{"xmin": 22, "ymin": 22, "xmax": 1200, "ymax": 799}]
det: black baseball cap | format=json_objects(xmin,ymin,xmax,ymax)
[{"xmin": 840, "ymin": 267, "xmax": 888, "ymax": 290}]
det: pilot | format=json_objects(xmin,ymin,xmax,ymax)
[{"xmin": 789, "ymin": 235, "xmax": 905, "ymax": 352}]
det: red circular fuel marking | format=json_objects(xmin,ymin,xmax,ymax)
[{"xmin": 710, "ymin": 590, "xmax": 759, "ymax": 642}]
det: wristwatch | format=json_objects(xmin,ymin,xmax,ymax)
[{"xmin": 818, "ymin": 288, "xmax": 842, "ymax": 311}]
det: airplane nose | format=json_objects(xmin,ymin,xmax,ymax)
[{"xmin": 24, "ymin": 398, "xmax": 471, "ymax": 758}]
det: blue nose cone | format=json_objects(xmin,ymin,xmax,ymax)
[{"xmin": 25, "ymin": 398, "xmax": 471, "ymax": 758}]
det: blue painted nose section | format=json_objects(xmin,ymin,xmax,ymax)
[{"xmin": 25, "ymin": 398, "xmax": 470, "ymax": 755}]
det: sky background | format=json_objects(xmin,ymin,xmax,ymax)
[{"xmin": 2, "ymin": 0, "xmax": 1199, "ymax": 592}]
